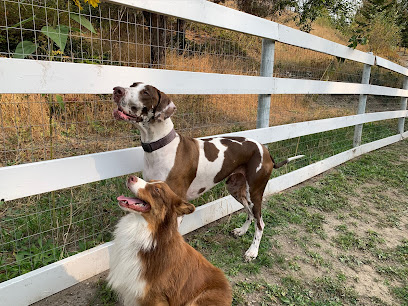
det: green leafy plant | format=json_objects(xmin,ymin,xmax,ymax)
[
  {"xmin": 13, "ymin": 13, "xmax": 96, "ymax": 58},
  {"xmin": 348, "ymin": 34, "xmax": 368, "ymax": 49},
  {"xmin": 13, "ymin": 41, "xmax": 37, "ymax": 59},
  {"xmin": 69, "ymin": 13, "xmax": 96, "ymax": 34},
  {"xmin": 41, "ymin": 25, "xmax": 70, "ymax": 51}
]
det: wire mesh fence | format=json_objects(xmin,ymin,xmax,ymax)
[
  {"xmin": 274, "ymin": 42, "xmax": 364, "ymax": 83},
  {"xmin": 0, "ymin": 0, "xmax": 407, "ymax": 284}
]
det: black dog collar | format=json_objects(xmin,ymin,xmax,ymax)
[{"xmin": 141, "ymin": 129, "xmax": 177, "ymax": 153}]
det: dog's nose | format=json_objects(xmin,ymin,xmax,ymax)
[
  {"xmin": 128, "ymin": 175, "xmax": 137, "ymax": 184},
  {"xmin": 113, "ymin": 86, "xmax": 125, "ymax": 98}
]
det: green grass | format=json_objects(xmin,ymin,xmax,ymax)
[
  {"xmin": 233, "ymin": 275, "xmax": 357, "ymax": 306},
  {"xmin": 392, "ymin": 285, "xmax": 408, "ymax": 305},
  {"xmin": 88, "ymin": 280, "xmax": 119, "ymax": 306}
]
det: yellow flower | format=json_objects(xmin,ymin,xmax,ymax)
[
  {"xmin": 73, "ymin": 0, "xmax": 82, "ymax": 10},
  {"xmin": 52, "ymin": 50, "xmax": 64, "ymax": 55},
  {"xmin": 85, "ymin": 0, "xmax": 100, "ymax": 8}
]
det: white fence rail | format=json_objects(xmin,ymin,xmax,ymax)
[
  {"xmin": 1, "ymin": 110, "xmax": 407, "ymax": 201},
  {"xmin": 0, "ymin": 0, "xmax": 407, "ymax": 305},
  {"xmin": 2, "ymin": 58, "xmax": 407, "ymax": 96}
]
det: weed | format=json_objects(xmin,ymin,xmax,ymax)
[
  {"xmin": 312, "ymin": 275, "xmax": 357, "ymax": 304},
  {"xmin": 89, "ymin": 280, "xmax": 118, "ymax": 306},
  {"xmin": 333, "ymin": 225, "xmax": 384, "ymax": 251},
  {"xmin": 338, "ymin": 254, "xmax": 368, "ymax": 267},
  {"xmin": 306, "ymin": 250, "xmax": 331, "ymax": 268},
  {"xmin": 376, "ymin": 265, "xmax": 408, "ymax": 281},
  {"xmin": 392, "ymin": 284, "xmax": 408, "ymax": 305}
]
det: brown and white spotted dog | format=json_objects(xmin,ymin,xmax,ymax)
[{"xmin": 112, "ymin": 82, "xmax": 303, "ymax": 261}]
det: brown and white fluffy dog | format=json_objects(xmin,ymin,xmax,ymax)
[
  {"xmin": 108, "ymin": 175, "xmax": 232, "ymax": 306},
  {"xmin": 112, "ymin": 82, "xmax": 303, "ymax": 261}
]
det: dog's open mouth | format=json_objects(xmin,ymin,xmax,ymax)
[
  {"xmin": 113, "ymin": 108, "xmax": 142, "ymax": 122},
  {"xmin": 117, "ymin": 195, "xmax": 151, "ymax": 212}
]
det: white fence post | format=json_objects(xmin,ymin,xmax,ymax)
[
  {"xmin": 353, "ymin": 56, "xmax": 372, "ymax": 147},
  {"xmin": 256, "ymin": 39, "xmax": 275, "ymax": 128},
  {"xmin": 398, "ymin": 76, "xmax": 408, "ymax": 134}
]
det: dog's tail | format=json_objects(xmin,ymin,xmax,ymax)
[{"xmin": 271, "ymin": 154, "xmax": 305, "ymax": 169}]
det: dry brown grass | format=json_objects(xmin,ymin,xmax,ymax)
[
  {"xmin": 0, "ymin": 93, "xmax": 122, "ymax": 165},
  {"xmin": 1, "ymin": 94, "xmax": 48, "ymax": 131}
]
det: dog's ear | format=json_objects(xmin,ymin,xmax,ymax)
[
  {"xmin": 174, "ymin": 199, "xmax": 195, "ymax": 216},
  {"xmin": 154, "ymin": 90, "xmax": 176, "ymax": 122}
]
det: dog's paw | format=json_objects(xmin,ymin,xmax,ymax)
[
  {"xmin": 232, "ymin": 227, "xmax": 247, "ymax": 237},
  {"xmin": 244, "ymin": 247, "xmax": 258, "ymax": 262}
]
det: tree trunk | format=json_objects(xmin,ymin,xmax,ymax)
[{"xmin": 177, "ymin": 19, "xmax": 186, "ymax": 55}]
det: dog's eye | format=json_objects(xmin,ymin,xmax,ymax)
[
  {"xmin": 131, "ymin": 106, "xmax": 138, "ymax": 112},
  {"xmin": 142, "ymin": 90, "xmax": 149, "ymax": 96},
  {"xmin": 155, "ymin": 187, "xmax": 160, "ymax": 192}
]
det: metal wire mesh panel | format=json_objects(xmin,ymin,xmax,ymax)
[
  {"xmin": 0, "ymin": 173, "xmax": 129, "ymax": 281},
  {"xmin": 269, "ymin": 126, "xmax": 356, "ymax": 176},
  {"xmin": 366, "ymin": 96, "xmax": 402, "ymax": 113},
  {"xmin": 362, "ymin": 119, "xmax": 401, "ymax": 144},
  {"xmin": 371, "ymin": 66, "xmax": 404, "ymax": 88},
  {"xmin": 0, "ymin": 93, "xmax": 260, "ymax": 167},
  {"xmin": 0, "ymin": 0, "xmax": 261, "ymax": 167},
  {"xmin": 269, "ymin": 94, "xmax": 357, "ymax": 127},
  {"xmin": 0, "ymin": 93, "xmax": 117, "ymax": 166},
  {"xmin": 1, "ymin": 1, "xmax": 260, "ymax": 73},
  {"xmin": 274, "ymin": 42, "xmax": 364, "ymax": 83}
]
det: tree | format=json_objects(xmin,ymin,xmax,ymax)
[
  {"xmin": 350, "ymin": 0, "xmax": 402, "ymax": 51},
  {"xmin": 396, "ymin": 0, "xmax": 408, "ymax": 48},
  {"xmin": 295, "ymin": 0, "xmax": 355, "ymax": 32},
  {"xmin": 235, "ymin": 0, "xmax": 297, "ymax": 18},
  {"xmin": 232, "ymin": 0, "xmax": 354, "ymax": 33}
]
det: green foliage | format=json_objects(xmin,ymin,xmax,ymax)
[
  {"xmin": 13, "ymin": 41, "xmax": 37, "ymax": 59},
  {"xmin": 392, "ymin": 285, "xmax": 408, "ymax": 305},
  {"xmin": 348, "ymin": 34, "xmax": 368, "ymax": 49},
  {"xmin": 41, "ymin": 25, "xmax": 70, "ymax": 51},
  {"xmin": 397, "ymin": 0, "xmax": 408, "ymax": 48},
  {"xmin": 351, "ymin": 0, "xmax": 403, "ymax": 52},
  {"xmin": 235, "ymin": 0, "xmax": 355, "ymax": 33},
  {"xmin": 11, "ymin": 16, "xmax": 36, "ymax": 28},
  {"xmin": 89, "ymin": 281, "xmax": 118, "ymax": 306},
  {"xmin": 11, "ymin": 8, "xmax": 96, "ymax": 58},
  {"xmin": 236, "ymin": 0, "xmax": 297, "ymax": 18},
  {"xmin": 234, "ymin": 276, "xmax": 357, "ymax": 305},
  {"xmin": 333, "ymin": 225, "xmax": 384, "ymax": 251},
  {"xmin": 295, "ymin": 0, "xmax": 355, "ymax": 33},
  {"xmin": 69, "ymin": 13, "xmax": 97, "ymax": 34}
]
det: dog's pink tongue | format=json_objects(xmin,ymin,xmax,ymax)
[
  {"xmin": 117, "ymin": 195, "xmax": 140, "ymax": 205},
  {"xmin": 113, "ymin": 109, "xmax": 131, "ymax": 121}
]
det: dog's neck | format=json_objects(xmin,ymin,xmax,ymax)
[
  {"xmin": 139, "ymin": 216, "xmax": 185, "ymax": 279},
  {"xmin": 136, "ymin": 118, "xmax": 175, "ymax": 143}
]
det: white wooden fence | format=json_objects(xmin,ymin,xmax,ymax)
[{"xmin": 0, "ymin": 0, "xmax": 407, "ymax": 305}]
